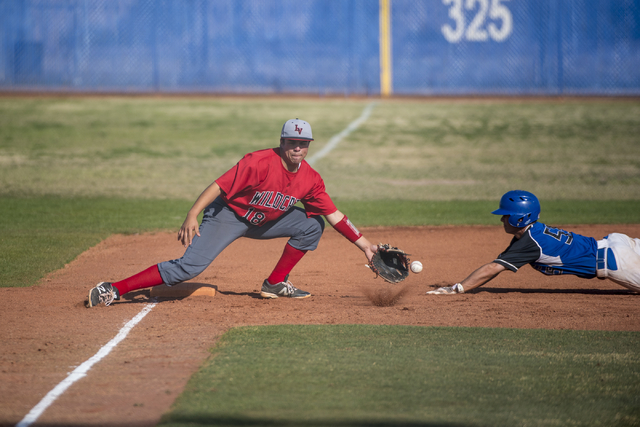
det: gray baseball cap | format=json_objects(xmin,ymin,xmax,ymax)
[{"xmin": 281, "ymin": 118, "xmax": 314, "ymax": 141}]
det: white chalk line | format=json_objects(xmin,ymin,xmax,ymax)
[
  {"xmin": 16, "ymin": 303, "xmax": 157, "ymax": 427},
  {"xmin": 306, "ymin": 101, "xmax": 376, "ymax": 166}
]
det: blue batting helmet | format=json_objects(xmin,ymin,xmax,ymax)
[{"xmin": 492, "ymin": 190, "xmax": 541, "ymax": 228}]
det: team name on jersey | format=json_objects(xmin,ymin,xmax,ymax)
[
  {"xmin": 249, "ymin": 191, "xmax": 298, "ymax": 211},
  {"xmin": 533, "ymin": 264, "xmax": 565, "ymax": 276},
  {"xmin": 242, "ymin": 191, "xmax": 299, "ymax": 226}
]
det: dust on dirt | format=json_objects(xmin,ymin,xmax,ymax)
[{"xmin": 361, "ymin": 282, "xmax": 414, "ymax": 307}]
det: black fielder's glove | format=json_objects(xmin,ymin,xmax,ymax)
[{"xmin": 368, "ymin": 243, "xmax": 411, "ymax": 283}]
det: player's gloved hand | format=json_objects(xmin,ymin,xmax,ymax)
[
  {"xmin": 368, "ymin": 244, "xmax": 411, "ymax": 283},
  {"xmin": 426, "ymin": 283, "xmax": 464, "ymax": 295}
]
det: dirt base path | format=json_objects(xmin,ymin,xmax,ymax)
[{"xmin": 1, "ymin": 225, "xmax": 639, "ymax": 426}]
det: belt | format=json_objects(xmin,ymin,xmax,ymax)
[{"xmin": 596, "ymin": 239, "xmax": 618, "ymax": 277}]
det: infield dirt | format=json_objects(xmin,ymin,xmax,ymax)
[{"xmin": 1, "ymin": 224, "xmax": 639, "ymax": 426}]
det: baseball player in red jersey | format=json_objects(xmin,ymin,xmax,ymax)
[{"xmin": 88, "ymin": 119, "xmax": 378, "ymax": 306}]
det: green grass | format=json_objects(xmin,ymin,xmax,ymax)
[
  {"xmin": 316, "ymin": 99, "xmax": 640, "ymax": 201},
  {"xmin": 338, "ymin": 199, "xmax": 640, "ymax": 227},
  {"xmin": 0, "ymin": 197, "xmax": 191, "ymax": 287},
  {"xmin": 159, "ymin": 325, "xmax": 640, "ymax": 427},
  {"xmin": 0, "ymin": 97, "xmax": 372, "ymax": 200},
  {"xmin": 1, "ymin": 97, "xmax": 639, "ymax": 201}
]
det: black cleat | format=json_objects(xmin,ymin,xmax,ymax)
[{"xmin": 88, "ymin": 282, "xmax": 120, "ymax": 307}]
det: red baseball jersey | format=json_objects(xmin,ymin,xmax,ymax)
[{"xmin": 216, "ymin": 148, "xmax": 337, "ymax": 226}]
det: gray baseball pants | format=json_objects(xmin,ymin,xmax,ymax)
[{"xmin": 157, "ymin": 197, "xmax": 325, "ymax": 286}]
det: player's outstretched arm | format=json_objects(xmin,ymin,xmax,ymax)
[
  {"xmin": 178, "ymin": 182, "xmax": 223, "ymax": 247},
  {"xmin": 427, "ymin": 262, "xmax": 506, "ymax": 294},
  {"xmin": 325, "ymin": 210, "xmax": 377, "ymax": 263},
  {"xmin": 460, "ymin": 262, "xmax": 506, "ymax": 291}
]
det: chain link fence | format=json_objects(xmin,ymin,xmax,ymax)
[{"xmin": 1, "ymin": 0, "xmax": 639, "ymax": 95}]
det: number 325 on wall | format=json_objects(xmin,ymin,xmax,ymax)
[{"xmin": 442, "ymin": 0, "xmax": 513, "ymax": 43}]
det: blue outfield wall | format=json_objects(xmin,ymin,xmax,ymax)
[
  {"xmin": 394, "ymin": 0, "xmax": 640, "ymax": 95},
  {"xmin": 0, "ymin": 0, "xmax": 639, "ymax": 96}
]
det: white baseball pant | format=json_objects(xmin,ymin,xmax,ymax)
[{"xmin": 596, "ymin": 233, "xmax": 640, "ymax": 292}]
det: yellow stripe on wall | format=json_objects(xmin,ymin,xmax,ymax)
[{"xmin": 379, "ymin": 0, "xmax": 392, "ymax": 97}]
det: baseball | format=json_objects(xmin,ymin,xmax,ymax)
[{"xmin": 410, "ymin": 261, "xmax": 423, "ymax": 273}]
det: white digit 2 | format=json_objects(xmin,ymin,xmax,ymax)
[{"xmin": 465, "ymin": 0, "xmax": 489, "ymax": 41}]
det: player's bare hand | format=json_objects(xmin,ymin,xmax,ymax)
[
  {"xmin": 363, "ymin": 244, "xmax": 378, "ymax": 263},
  {"xmin": 178, "ymin": 215, "xmax": 200, "ymax": 247}
]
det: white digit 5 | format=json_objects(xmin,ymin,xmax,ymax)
[
  {"xmin": 488, "ymin": 0, "xmax": 513, "ymax": 42},
  {"xmin": 442, "ymin": 0, "xmax": 465, "ymax": 43}
]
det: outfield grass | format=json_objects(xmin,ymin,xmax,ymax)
[
  {"xmin": 1, "ymin": 97, "xmax": 639, "ymax": 201},
  {"xmin": 160, "ymin": 325, "xmax": 640, "ymax": 427},
  {"xmin": 329, "ymin": 99, "xmax": 640, "ymax": 201},
  {"xmin": 0, "ymin": 97, "xmax": 370, "ymax": 200}
]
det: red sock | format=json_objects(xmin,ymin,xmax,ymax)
[
  {"xmin": 267, "ymin": 244, "xmax": 307, "ymax": 284},
  {"xmin": 112, "ymin": 265, "xmax": 163, "ymax": 296}
]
